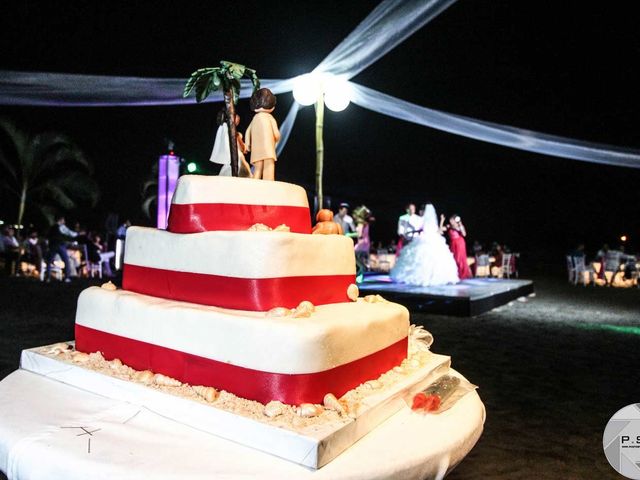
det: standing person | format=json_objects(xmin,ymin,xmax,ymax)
[
  {"xmin": 441, "ymin": 213, "xmax": 472, "ymax": 280},
  {"xmin": 353, "ymin": 205, "xmax": 373, "ymax": 270},
  {"xmin": 334, "ymin": 203, "xmax": 357, "ymax": 240},
  {"xmin": 23, "ymin": 230, "xmax": 44, "ymax": 276},
  {"xmin": 396, "ymin": 203, "xmax": 423, "ymax": 256},
  {"xmin": 1, "ymin": 227, "xmax": 21, "ymax": 276},
  {"xmin": 45, "ymin": 216, "xmax": 78, "ymax": 282},
  {"xmin": 391, "ymin": 204, "xmax": 459, "ymax": 286},
  {"xmin": 88, "ymin": 233, "xmax": 115, "ymax": 278}
]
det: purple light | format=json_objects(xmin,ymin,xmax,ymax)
[{"xmin": 157, "ymin": 154, "xmax": 180, "ymax": 229}]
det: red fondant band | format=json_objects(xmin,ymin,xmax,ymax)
[
  {"xmin": 75, "ymin": 324, "xmax": 408, "ymax": 405},
  {"xmin": 168, "ymin": 203, "xmax": 312, "ymax": 234},
  {"xmin": 123, "ymin": 264, "xmax": 355, "ymax": 311}
]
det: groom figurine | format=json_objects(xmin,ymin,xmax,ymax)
[{"xmin": 396, "ymin": 203, "xmax": 423, "ymax": 256}]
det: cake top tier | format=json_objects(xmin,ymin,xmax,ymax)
[{"xmin": 167, "ymin": 175, "xmax": 312, "ymax": 234}]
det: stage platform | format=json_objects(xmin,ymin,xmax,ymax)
[{"xmin": 358, "ymin": 274, "xmax": 534, "ymax": 317}]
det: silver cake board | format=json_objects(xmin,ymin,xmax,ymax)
[{"xmin": 20, "ymin": 345, "xmax": 450, "ymax": 469}]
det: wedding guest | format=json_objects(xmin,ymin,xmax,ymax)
[
  {"xmin": 569, "ymin": 243, "xmax": 586, "ymax": 259},
  {"xmin": 472, "ymin": 240, "xmax": 484, "ymax": 255},
  {"xmin": 490, "ymin": 242, "xmax": 504, "ymax": 277},
  {"xmin": 116, "ymin": 220, "xmax": 131, "ymax": 240},
  {"xmin": 353, "ymin": 205, "xmax": 374, "ymax": 269},
  {"xmin": 334, "ymin": 203, "xmax": 356, "ymax": 240},
  {"xmin": 90, "ymin": 233, "xmax": 115, "ymax": 277},
  {"xmin": 23, "ymin": 230, "xmax": 44, "ymax": 275},
  {"xmin": 596, "ymin": 243, "xmax": 609, "ymax": 258},
  {"xmin": 45, "ymin": 216, "xmax": 78, "ymax": 282},
  {"xmin": 1, "ymin": 227, "xmax": 21, "ymax": 276},
  {"xmin": 441, "ymin": 213, "xmax": 472, "ymax": 279}
]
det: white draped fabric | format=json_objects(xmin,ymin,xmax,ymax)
[
  {"xmin": 349, "ymin": 83, "xmax": 640, "ymax": 168},
  {"xmin": 0, "ymin": 71, "xmax": 294, "ymax": 107},
  {"xmin": 0, "ymin": 368, "xmax": 485, "ymax": 480},
  {"xmin": 1, "ymin": 0, "xmax": 639, "ymax": 168},
  {"xmin": 313, "ymin": 0, "xmax": 457, "ymax": 79}
]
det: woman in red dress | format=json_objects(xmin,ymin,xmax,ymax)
[{"xmin": 440, "ymin": 214, "xmax": 472, "ymax": 280}]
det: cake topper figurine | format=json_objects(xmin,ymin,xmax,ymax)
[
  {"xmin": 210, "ymin": 109, "xmax": 252, "ymax": 177},
  {"xmin": 245, "ymin": 88, "xmax": 280, "ymax": 181},
  {"xmin": 312, "ymin": 209, "xmax": 343, "ymax": 235},
  {"xmin": 184, "ymin": 61, "xmax": 260, "ymax": 176}
]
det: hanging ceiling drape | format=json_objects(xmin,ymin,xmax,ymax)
[{"xmin": 1, "ymin": 0, "xmax": 639, "ymax": 168}]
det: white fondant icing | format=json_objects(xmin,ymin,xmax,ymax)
[
  {"xmin": 124, "ymin": 227, "xmax": 356, "ymax": 278},
  {"xmin": 171, "ymin": 175, "xmax": 309, "ymax": 207},
  {"xmin": 75, "ymin": 287, "xmax": 409, "ymax": 374}
]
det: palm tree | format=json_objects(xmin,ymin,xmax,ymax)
[
  {"xmin": 0, "ymin": 118, "xmax": 99, "ymax": 227},
  {"xmin": 183, "ymin": 61, "xmax": 260, "ymax": 176}
]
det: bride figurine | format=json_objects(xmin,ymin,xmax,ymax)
[
  {"xmin": 390, "ymin": 203, "xmax": 459, "ymax": 286},
  {"xmin": 210, "ymin": 110, "xmax": 252, "ymax": 177}
]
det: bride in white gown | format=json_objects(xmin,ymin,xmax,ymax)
[{"xmin": 390, "ymin": 204, "xmax": 459, "ymax": 286}]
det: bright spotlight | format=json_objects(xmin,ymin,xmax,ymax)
[
  {"xmin": 620, "ymin": 235, "xmax": 628, "ymax": 242},
  {"xmin": 324, "ymin": 78, "xmax": 352, "ymax": 112},
  {"xmin": 292, "ymin": 74, "xmax": 322, "ymax": 106},
  {"xmin": 187, "ymin": 162, "xmax": 197, "ymax": 173}
]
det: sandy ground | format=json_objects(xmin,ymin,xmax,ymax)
[{"xmin": 0, "ymin": 274, "xmax": 638, "ymax": 479}]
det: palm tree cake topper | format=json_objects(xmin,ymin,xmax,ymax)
[{"xmin": 183, "ymin": 61, "xmax": 260, "ymax": 177}]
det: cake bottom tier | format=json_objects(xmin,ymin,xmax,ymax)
[{"xmin": 75, "ymin": 287, "xmax": 410, "ymax": 405}]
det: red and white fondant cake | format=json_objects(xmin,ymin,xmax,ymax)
[
  {"xmin": 167, "ymin": 175, "xmax": 312, "ymax": 233},
  {"xmin": 122, "ymin": 227, "xmax": 356, "ymax": 310},
  {"xmin": 75, "ymin": 175, "xmax": 410, "ymax": 405}
]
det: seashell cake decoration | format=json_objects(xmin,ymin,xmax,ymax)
[
  {"xmin": 266, "ymin": 301, "xmax": 316, "ymax": 318},
  {"xmin": 296, "ymin": 403, "xmax": 324, "ymax": 418},
  {"xmin": 347, "ymin": 283, "xmax": 359, "ymax": 301},
  {"xmin": 44, "ymin": 342, "xmax": 71, "ymax": 355},
  {"xmin": 193, "ymin": 385, "xmax": 219, "ymax": 403},
  {"xmin": 323, "ymin": 393, "xmax": 347, "ymax": 416},
  {"xmin": 101, "ymin": 281, "xmax": 117, "ymax": 291},
  {"xmin": 264, "ymin": 400, "xmax": 286, "ymax": 418},
  {"xmin": 247, "ymin": 223, "xmax": 290, "ymax": 232},
  {"xmin": 363, "ymin": 294, "xmax": 388, "ymax": 304}
]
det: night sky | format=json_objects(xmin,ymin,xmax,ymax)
[{"xmin": 2, "ymin": 1, "xmax": 640, "ymax": 264}]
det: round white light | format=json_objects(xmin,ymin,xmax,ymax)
[
  {"xmin": 292, "ymin": 74, "xmax": 322, "ymax": 106},
  {"xmin": 323, "ymin": 78, "xmax": 352, "ymax": 112}
]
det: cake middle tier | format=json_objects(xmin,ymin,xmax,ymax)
[
  {"xmin": 122, "ymin": 227, "xmax": 357, "ymax": 310},
  {"xmin": 75, "ymin": 287, "xmax": 410, "ymax": 405}
]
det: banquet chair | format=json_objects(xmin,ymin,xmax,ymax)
[
  {"xmin": 571, "ymin": 256, "xmax": 594, "ymax": 286},
  {"xmin": 565, "ymin": 255, "xmax": 576, "ymax": 283},
  {"xmin": 474, "ymin": 254, "xmax": 491, "ymax": 278},
  {"xmin": 79, "ymin": 244, "xmax": 103, "ymax": 279},
  {"xmin": 88, "ymin": 258, "xmax": 103, "ymax": 278},
  {"xmin": 40, "ymin": 258, "xmax": 63, "ymax": 281},
  {"xmin": 500, "ymin": 253, "xmax": 517, "ymax": 279},
  {"xmin": 603, "ymin": 251, "xmax": 623, "ymax": 286},
  {"xmin": 375, "ymin": 249, "xmax": 391, "ymax": 273}
]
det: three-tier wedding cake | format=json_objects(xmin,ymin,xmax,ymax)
[{"xmin": 74, "ymin": 175, "xmax": 410, "ymax": 405}]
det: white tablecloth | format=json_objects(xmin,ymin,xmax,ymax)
[{"xmin": 0, "ymin": 369, "xmax": 485, "ymax": 480}]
